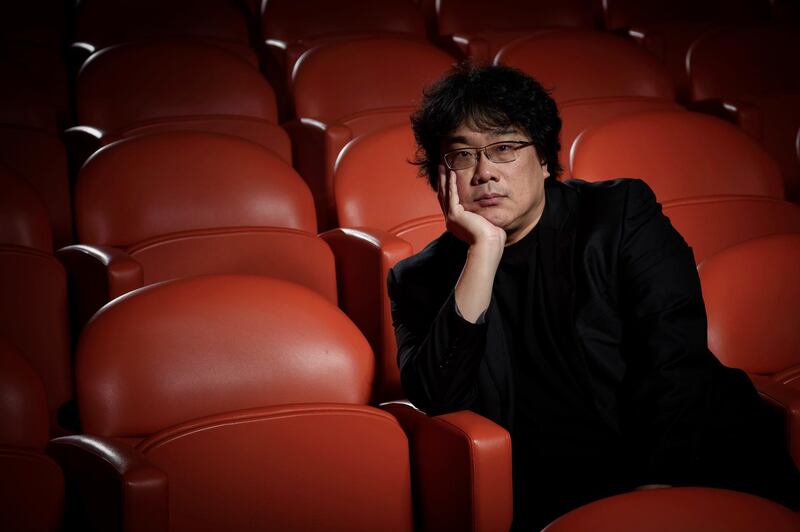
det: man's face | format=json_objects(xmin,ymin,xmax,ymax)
[{"xmin": 442, "ymin": 122, "xmax": 549, "ymax": 244}]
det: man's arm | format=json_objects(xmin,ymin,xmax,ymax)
[{"xmin": 389, "ymin": 168, "xmax": 504, "ymax": 414}]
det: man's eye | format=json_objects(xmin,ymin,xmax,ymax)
[
  {"xmin": 454, "ymin": 150, "xmax": 473, "ymax": 159},
  {"xmin": 494, "ymin": 143, "xmax": 513, "ymax": 152}
]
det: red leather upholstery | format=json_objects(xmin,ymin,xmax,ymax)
[
  {"xmin": 0, "ymin": 126, "xmax": 72, "ymax": 248},
  {"xmin": 0, "ymin": 340, "xmax": 50, "ymax": 449},
  {"xmin": 324, "ymin": 124, "xmax": 444, "ymax": 401},
  {"xmin": 74, "ymin": 0, "xmax": 253, "ymax": 64},
  {"xmin": 699, "ymin": 234, "xmax": 800, "ymax": 382},
  {"xmin": 571, "ymin": 110, "xmax": 785, "ymax": 202},
  {"xmin": 495, "ymin": 29, "xmax": 675, "ymax": 103},
  {"xmin": 0, "ymin": 341, "xmax": 65, "ymax": 531},
  {"xmin": 543, "ymin": 487, "xmax": 799, "ymax": 531},
  {"xmin": 558, "ymin": 97, "xmax": 684, "ymax": 179},
  {"xmin": 688, "ymin": 25, "xmax": 800, "ymax": 102},
  {"xmin": 54, "ymin": 275, "xmax": 419, "ymax": 531},
  {"xmin": 76, "ymin": 41, "xmax": 276, "ymax": 134},
  {"xmin": 0, "ymin": 168, "xmax": 53, "ymax": 251},
  {"xmin": 687, "ymin": 27, "xmax": 800, "ymax": 200},
  {"xmin": 0, "ymin": 246, "xmax": 72, "ymax": 434},
  {"xmin": 602, "ymin": 0, "xmax": 768, "ymax": 30},
  {"xmin": 262, "ymin": 0, "xmax": 425, "ymax": 44},
  {"xmin": 293, "ymin": 37, "xmax": 453, "ymax": 124},
  {"xmin": 65, "ymin": 132, "xmax": 332, "ymax": 331},
  {"xmin": 436, "ymin": 0, "xmax": 596, "ymax": 63},
  {"xmin": 664, "ymin": 196, "xmax": 800, "ymax": 264},
  {"xmin": 287, "ymin": 37, "xmax": 453, "ymax": 228},
  {"xmin": 76, "ymin": 132, "xmax": 315, "ymax": 243},
  {"xmin": 77, "ymin": 276, "xmax": 373, "ymax": 436},
  {"xmin": 383, "ymin": 402, "xmax": 513, "ymax": 532},
  {"xmin": 106, "ymin": 116, "xmax": 292, "ymax": 164}
]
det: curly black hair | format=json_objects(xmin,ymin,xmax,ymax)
[{"xmin": 411, "ymin": 64, "xmax": 562, "ymax": 190}]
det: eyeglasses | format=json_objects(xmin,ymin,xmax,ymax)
[{"xmin": 443, "ymin": 141, "xmax": 535, "ymax": 170}]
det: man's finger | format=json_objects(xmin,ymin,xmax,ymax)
[
  {"xmin": 437, "ymin": 166, "xmax": 447, "ymax": 213},
  {"xmin": 448, "ymin": 169, "xmax": 460, "ymax": 212}
]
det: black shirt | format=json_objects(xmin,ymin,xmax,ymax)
[{"xmin": 494, "ymin": 226, "xmax": 629, "ymax": 528}]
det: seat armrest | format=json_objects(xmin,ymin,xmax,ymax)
[
  {"xmin": 750, "ymin": 374, "xmax": 800, "ymax": 467},
  {"xmin": 47, "ymin": 435, "xmax": 168, "ymax": 532},
  {"xmin": 57, "ymin": 244, "xmax": 144, "ymax": 335},
  {"xmin": 321, "ymin": 227, "xmax": 414, "ymax": 400},
  {"xmin": 382, "ymin": 402, "xmax": 513, "ymax": 532}
]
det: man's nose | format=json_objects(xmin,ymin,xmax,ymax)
[{"xmin": 472, "ymin": 151, "xmax": 498, "ymax": 184}]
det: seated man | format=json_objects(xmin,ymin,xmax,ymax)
[{"xmin": 388, "ymin": 64, "xmax": 800, "ymax": 529}]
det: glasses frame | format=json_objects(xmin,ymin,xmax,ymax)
[{"xmin": 442, "ymin": 140, "xmax": 535, "ymax": 170}]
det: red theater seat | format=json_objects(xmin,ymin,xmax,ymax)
[
  {"xmin": 571, "ymin": 110, "xmax": 785, "ymax": 203},
  {"xmin": 72, "ymin": 0, "xmax": 255, "ymax": 68},
  {"xmin": 434, "ymin": 0, "xmax": 597, "ymax": 63},
  {"xmin": 286, "ymin": 37, "xmax": 453, "ymax": 228},
  {"xmin": 495, "ymin": 29, "xmax": 675, "ymax": 103},
  {"xmin": 0, "ymin": 341, "xmax": 64, "ymax": 531},
  {"xmin": 76, "ymin": 41, "xmax": 277, "ymax": 132},
  {"xmin": 48, "ymin": 275, "xmax": 512, "ymax": 531},
  {"xmin": 558, "ymin": 97, "xmax": 684, "ymax": 180},
  {"xmin": 601, "ymin": 0, "xmax": 769, "ymax": 31},
  {"xmin": 0, "ymin": 126, "xmax": 72, "ymax": 248},
  {"xmin": 699, "ymin": 233, "xmax": 800, "ymax": 467},
  {"xmin": 60, "ymin": 131, "xmax": 331, "ymax": 332},
  {"xmin": 699, "ymin": 234, "xmax": 800, "ymax": 387},
  {"xmin": 664, "ymin": 196, "xmax": 800, "ymax": 264},
  {"xmin": 543, "ymin": 487, "xmax": 799, "ymax": 531},
  {"xmin": 0, "ymin": 171, "xmax": 73, "ymax": 435},
  {"xmin": 260, "ymin": 0, "xmax": 427, "ymax": 81},
  {"xmin": 687, "ymin": 26, "xmax": 800, "ymax": 200},
  {"xmin": 322, "ymin": 123, "xmax": 444, "ymax": 401}
]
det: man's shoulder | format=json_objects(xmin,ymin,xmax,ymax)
[
  {"xmin": 560, "ymin": 177, "xmax": 653, "ymax": 201},
  {"xmin": 557, "ymin": 178, "xmax": 658, "ymax": 221}
]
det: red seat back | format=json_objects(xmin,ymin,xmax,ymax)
[
  {"xmin": 292, "ymin": 37, "xmax": 453, "ymax": 123},
  {"xmin": 571, "ymin": 111, "xmax": 785, "ymax": 202},
  {"xmin": 664, "ymin": 196, "xmax": 800, "ymax": 264},
  {"xmin": 0, "ymin": 341, "xmax": 64, "ymax": 531},
  {"xmin": 558, "ymin": 97, "xmax": 683, "ymax": 179},
  {"xmin": 0, "ymin": 169, "xmax": 52, "ymax": 251},
  {"xmin": 699, "ymin": 234, "xmax": 800, "ymax": 376},
  {"xmin": 77, "ymin": 41, "xmax": 277, "ymax": 133},
  {"xmin": 335, "ymin": 123, "xmax": 443, "ymax": 247},
  {"xmin": 0, "ymin": 126, "xmax": 71, "ymax": 248},
  {"xmin": 261, "ymin": 0, "xmax": 426, "ymax": 43},
  {"xmin": 495, "ymin": 29, "xmax": 675, "ymax": 102},
  {"xmin": 75, "ymin": 132, "xmax": 316, "ymax": 247},
  {"xmin": 688, "ymin": 25, "xmax": 800, "ymax": 101},
  {"xmin": 544, "ymin": 487, "xmax": 799, "ymax": 531},
  {"xmin": 437, "ymin": 0, "xmax": 595, "ymax": 35},
  {"xmin": 77, "ymin": 275, "xmax": 374, "ymax": 437}
]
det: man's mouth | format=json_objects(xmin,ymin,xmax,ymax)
[{"xmin": 475, "ymin": 193, "xmax": 505, "ymax": 207}]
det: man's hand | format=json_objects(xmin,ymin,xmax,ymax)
[
  {"xmin": 438, "ymin": 166, "xmax": 504, "ymax": 323},
  {"xmin": 438, "ymin": 166, "xmax": 506, "ymax": 250}
]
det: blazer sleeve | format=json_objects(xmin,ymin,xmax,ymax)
[
  {"xmin": 617, "ymin": 179, "xmax": 725, "ymax": 485},
  {"xmin": 388, "ymin": 265, "xmax": 488, "ymax": 415}
]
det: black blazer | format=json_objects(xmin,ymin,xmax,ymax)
[{"xmin": 389, "ymin": 178, "xmax": 799, "ymax": 494}]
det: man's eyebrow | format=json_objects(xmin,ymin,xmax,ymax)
[
  {"xmin": 444, "ymin": 135, "xmax": 469, "ymax": 144},
  {"xmin": 490, "ymin": 127, "xmax": 521, "ymax": 137}
]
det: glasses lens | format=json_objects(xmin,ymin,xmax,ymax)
[
  {"xmin": 485, "ymin": 143, "xmax": 519, "ymax": 163},
  {"xmin": 445, "ymin": 149, "xmax": 477, "ymax": 170}
]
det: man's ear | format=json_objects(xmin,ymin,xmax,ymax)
[{"xmin": 540, "ymin": 159, "xmax": 550, "ymax": 179}]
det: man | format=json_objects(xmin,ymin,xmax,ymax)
[{"xmin": 388, "ymin": 64, "xmax": 800, "ymax": 529}]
